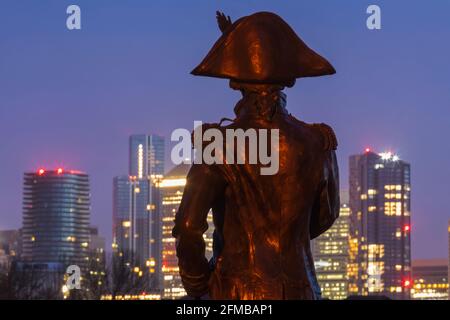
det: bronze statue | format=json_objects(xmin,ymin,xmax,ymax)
[{"xmin": 172, "ymin": 11, "xmax": 340, "ymax": 300}]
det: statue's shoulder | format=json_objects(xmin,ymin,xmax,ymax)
[
  {"xmin": 309, "ymin": 122, "xmax": 338, "ymax": 151},
  {"xmin": 287, "ymin": 115, "xmax": 337, "ymax": 151}
]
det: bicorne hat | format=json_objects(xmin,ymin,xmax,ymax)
[{"xmin": 191, "ymin": 12, "xmax": 336, "ymax": 87}]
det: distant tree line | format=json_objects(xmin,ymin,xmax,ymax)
[{"xmin": 0, "ymin": 251, "xmax": 157, "ymax": 300}]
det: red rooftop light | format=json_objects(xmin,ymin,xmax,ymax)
[
  {"xmin": 402, "ymin": 279, "xmax": 411, "ymax": 288},
  {"xmin": 403, "ymin": 224, "xmax": 411, "ymax": 232},
  {"xmin": 38, "ymin": 169, "xmax": 45, "ymax": 175},
  {"xmin": 57, "ymin": 168, "xmax": 63, "ymax": 174},
  {"xmin": 365, "ymin": 148, "xmax": 371, "ymax": 153}
]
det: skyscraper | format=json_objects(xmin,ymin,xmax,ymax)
[
  {"xmin": 312, "ymin": 200, "xmax": 351, "ymax": 300},
  {"xmin": 112, "ymin": 134, "xmax": 165, "ymax": 292},
  {"xmin": 112, "ymin": 175, "xmax": 162, "ymax": 290},
  {"xmin": 129, "ymin": 134, "xmax": 165, "ymax": 178},
  {"xmin": 159, "ymin": 164, "xmax": 213, "ymax": 299},
  {"xmin": 22, "ymin": 169, "xmax": 91, "ymax": 269},
  {"xmin": 349, "ymin": 150, "xmax": 411, "ymax": 299}
]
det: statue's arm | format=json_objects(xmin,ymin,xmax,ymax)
[
  {"xmin": 172, "ymin": 164, "xmax": 225, "ymax": 298},
  {"xmin": 310, "ymin": 149, "xmax": 340, "ymax": 239}
]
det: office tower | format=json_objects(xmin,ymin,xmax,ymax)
[
  {"xmin": 112, "ymin": 134, "xmax": 165, "ymax": 293},
  {"xmin": 22, "ymin": 169, "xmax": 91, "ymax": 269},
  {"xmin": 411, "ymin": 259, "xmax": 448, "ymax": 300},
  {"xmin": 312, "ymin": 201, "xmax": 351, "ymax": 300},
  {"xmin": 349, "ymin": 150, "xmax": 411, "ymax": 299},
  {"xmin": 112, "ymin": 175, "xmax": 162, "ymax": 291},
  {"xmin": 129, "ymin": 134, "xmax": 165, "ymax": 178},
  {"xmin": 159, "ymin": 164, "xmax": 213, "ymax": 299}
]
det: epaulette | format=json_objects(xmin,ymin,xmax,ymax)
[{"xmin": 312, "ymin": 123, "xmax": 338, "ymax": 151}]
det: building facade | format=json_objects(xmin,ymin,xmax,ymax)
[
  {"xmin": 0, "ymin": 229, "xmax": 22, "ymax": 272},
  {"xmin": 312, "ymin": 202, "xmax": 351, "ymax": 299},
  {"xmin": 112, "ymin": 175, "xmax": 162, "ymax": 291},
  {"xmin": 22, "ymin": 169, "xmax": 91, "ymax": 270},
  {"xmin": 112, "ymin": 134, "xmax": 165, "ymax": 293},
  {"xmin": 86, "ymin": 226, "xmax": 106, "ymax": 297},
  {"xmin": 411, "ymin": 259, "xmax": 448, "ymax": 300},
  {"xmin": 129, "ymin": 134, "xmax": 165, "ymax": 178},
  {"xmin": 159, "ymin": 164, "xmax": 213, "ymax": 299},
  {"xmin": 348, "ymin": 150, "xmax": 411, "ymax": 299}
]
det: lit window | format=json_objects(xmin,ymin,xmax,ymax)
[{"xmin": 122, "ymin": 220, "xmax": 131, "ymax": 228}]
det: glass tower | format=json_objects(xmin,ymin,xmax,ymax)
[
  {"xmin": 349, "ymin": 150, "xmax": 411, "ymax": 299},
  {"xmin": 113, "ymin": 134, "xmax": 165, "ymax": 293},
  {"xmin": 22, "ymin": 169, "xmax": 91, "ymax": 269},
  {"xmin": 129, "ymin": 134, "xmax": 165, "ymax": 178}
]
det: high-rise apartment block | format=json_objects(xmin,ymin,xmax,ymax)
[
  {"xmin": 113, "ymin": 134, "xmax": 165, "ymax": 293},
  {"xmin": 348, "ymin": 150, "xmax": 411, "ymax": 299},
  {"xmin": 22, "ymin": 169, "xmax": 91, "ymax": 270}
]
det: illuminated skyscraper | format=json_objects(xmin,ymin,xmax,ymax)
[
  {"xmin": 349, "ymin": 150, "xmax": 411, "ymax": 299},
  {"xmin": 112, "ymin": 175, "xmax": 162, "ymax": 290},
  {"xmin": 411, "ymin": 259, "xmax": 448, "ymax": 300},
  {"xmin": 129, "ymin": 134, "xmax": 165, "ymax": 178},
  {"xmin": 312, "ymin": 200, "xmax": 351, "ymax": 300},
  {"xmin": 112, "ymin": 134, "xmax": 165, "ymax": 292},
  {"xmin": 22, "ymin": 169, "xmax": 91, "ymax": 269},
  {"xmin": 159, "ymin": 164, "xmax": 213, "ymax": 299}
]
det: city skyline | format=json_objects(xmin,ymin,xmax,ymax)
[
  {"xmin": 4, "ymin": 147, "xmax": 447, "ymax": 300},
  {"xmin": 1, "ymin": 1, "xmax": 450, "ymax": 260}
]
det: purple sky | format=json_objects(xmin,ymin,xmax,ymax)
[{"xmin": 1, "ymin": 0, "xmax": 449, "ymax": 259}]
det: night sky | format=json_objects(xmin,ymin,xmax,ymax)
[{"xmin": 1, "ymin": 0, "xmax": 449, "ymax": 259}]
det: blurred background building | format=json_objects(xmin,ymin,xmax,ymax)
[
  {"xmin": 129, "ymin": 134, "xmax": 165, "ymax": 178},
  {"xmin": 312, "ymin": 192, "xmax": 351, "ymax": 300},
  {"xmin": 159, "ymin": 164, "xmax": 213, "ymax": 299},
  {"xmin": 0, "ymin": 229, "xmax": 21, "ymax": 272},
  {"xmin": 411, "ymin": 259, "xmax": 448, "ymax": 300},
  {"xmin": 22, "ymin": 169, "xmax": 91, "ymax": 270},
  {"xmin": 86, "ymin": 226, "xmax": 106, "ymax": 296},
  {"xmin": 14, "ymin": 168, "xmax": 92, "ymax": 298},
  {"xmin": 112, "ymin": 134, "xmax": 165, "ymax": 294},
  {"xmin": 348, "ymin": 150, "xmax": 412, "ymax": 299}
]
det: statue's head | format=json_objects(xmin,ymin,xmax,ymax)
[{"xmin": 191, "ymin": 11, "xmax": 336, "ymax": 88}]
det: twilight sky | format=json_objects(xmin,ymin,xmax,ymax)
[{"xmin": 1, "ymin": 0, "xmax": 449, "ymax": 259}]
